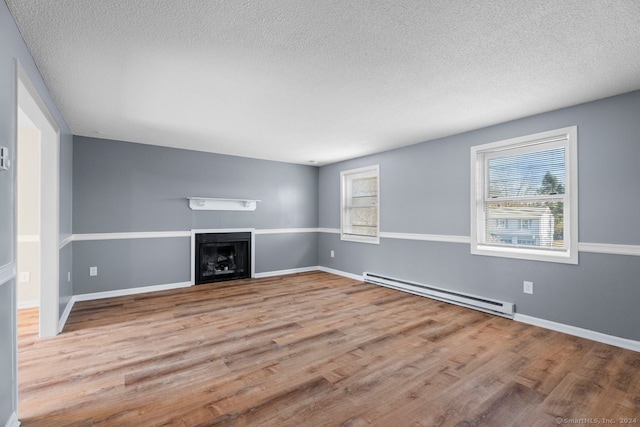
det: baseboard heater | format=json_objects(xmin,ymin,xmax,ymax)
[{"xmin": 363, "ymin": 272, "xmax": 514, "ymax": 318}]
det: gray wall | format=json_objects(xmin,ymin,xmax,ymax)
[
  {"xmin": 59, "ymin": 244, "xmax": 73, "ymax": 315},
  {"xmin": 319, "ymin": 90, "xmax": 640, "ymax": 341},
  {"xmin": 72, "ymin": 136, "xmax": 319, "ymax": 294},
  {"xmin": 1, "ymin": 1, "xmax": 73, "ymax": 423}
]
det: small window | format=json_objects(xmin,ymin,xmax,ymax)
[
  {"xmin": 341, "ymin": 165, "xmax": 379, "ymax": 244},
  {"xmin": 471, "ymin": 126, "xmax": 578, "ymax": 264},
  {"xmin": 519, "ymin": 219, "xmax": 532, "ymax": 230}
]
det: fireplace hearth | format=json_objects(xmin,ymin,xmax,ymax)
[{"xmin": 195, "ymin": 232, "xmax": 251, "ymax": 284}]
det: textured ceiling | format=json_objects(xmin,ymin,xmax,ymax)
[{"xmin": 6, "ymin": 0, "xmax": 640, "ymax": 165}]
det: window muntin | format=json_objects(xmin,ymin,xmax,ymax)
[
  {"xmin": 471, "ymin": 127, "xmax": 578, "ymax": 264},
  {"xmin": 341, "ymin": 165, "xmax": 379, "ymax": 244}
]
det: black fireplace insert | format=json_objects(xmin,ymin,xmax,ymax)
[{"xmin": 195, "ymin": 232, "xmax": 251, "ymax": 284}]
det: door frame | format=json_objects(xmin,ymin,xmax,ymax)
[{"xmin": 15, "ymin": 61, "xmax": 60, "ymax": 338}]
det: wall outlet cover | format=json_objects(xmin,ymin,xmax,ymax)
[
  {"xmin": 523, "ymin": 281, "xmax": 533, "ymax": 294},
  {"xmin": 89, "ymin": 266, "xmax": 98, "ymax": 276}
]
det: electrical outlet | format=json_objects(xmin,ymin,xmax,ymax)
[
  {"xmin": 0, "ymin": 146, "xmax": 10, "ymax": 171},
  {"xmin": 89, "ymin": 266, "xmax": 98, "ymax": 277},
  {"xmin": 523, "ymin": 281, "xmax": 533, "ymax": 294},
  {"xmin": 68, "ymin": 272, "xmax": 71, "ymax": 282},
  {"xmin": 330, "ymin": 250, "xmax": 335, "ymax": 258},
  {"xmin": 19, "ymin": 272, "xmax": 30, "ymax": 283}
]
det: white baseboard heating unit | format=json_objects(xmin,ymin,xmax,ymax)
[{"xmin": 363, "ymin": 272, "xmax": 514, "ymax": 318}]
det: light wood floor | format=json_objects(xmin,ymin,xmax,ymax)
[{"xmin": 17, "ymin": 271, "xmax": 640, "ymax": 426}]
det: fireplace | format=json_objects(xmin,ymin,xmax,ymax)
[{"xmin": 194, "ymin": 232, "xmax": 252, "ymax": 284}]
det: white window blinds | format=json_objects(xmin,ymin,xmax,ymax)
[
  {"xmin": 341, "ymin": 165, "xmax": 380, "ymax": 244},
  {"xmin": 471, "ymin": 126, "xmax": 578, "ymax": 264}
]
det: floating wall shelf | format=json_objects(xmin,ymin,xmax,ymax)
[{"xmin": 187, "ymin": 197, "xmax": 261, "ymax": 211}]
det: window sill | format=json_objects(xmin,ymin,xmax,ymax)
[
  {"xmin": 471, "ymin": 244, "xmax": 578, "ymax": 264},
  {"xmin": 341, "ymin": 234, "xmax": 380, "ymax": 245}
]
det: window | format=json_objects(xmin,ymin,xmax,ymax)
[
  {"xmin": 341, "ymin": 165, "xmax": 379, "ymax": 244},
  {"xmin": 471, "ymin": 126, "xmax": 578, "ymax": 264},
  {"xmin": 519, "ymin": 219, "xmax": 532, "ymax": 230}
]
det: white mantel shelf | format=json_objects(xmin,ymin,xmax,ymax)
[{"xmin": 187, "ymin": 197, "xmax": 261, "ymax": 211}]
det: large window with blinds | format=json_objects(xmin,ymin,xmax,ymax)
[
  {"xmin": 471, "ymin": 126, "xmax": 578, "ymax": 264},
  {"xmin": 341, "ymin": 165, "xmax": 379, "ymax": 244}
]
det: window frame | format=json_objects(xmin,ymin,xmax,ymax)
[
  {"xmin": 340, "ymin": 165, "xmax": 380, "ymax": 244},
  {"xmin": 470, "ymin": 126, "xmax": 578, "ymax": 264}
]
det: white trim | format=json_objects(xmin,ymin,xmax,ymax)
[
  {"xmin": 340, "ymin": 164, "xmax": 380, "ymax": 245},
  {"xmin": 470, "ymin": 126, "xmax": 578, "ymax": 265},
  {"xmin": 4, "ymin": 412, "xmax": 20, "ymax": 427},
  {"xmin": 58, "ymin": 297, "xmax": 75, "ymax": 333},
  {"xmin": 514, "ymin": 313, "xmax": 640, "ymax": 353},
  {"xmin": 44, "ymin": 230, "xmax": 640, "ymax": 257},
  {"xmin": 17, "ymin": 62, "xmax": 60, "ymax": 339},
  {"xmin": 17, "ymin": 300, "xmax": 39, "ymax": 309},
  {"xmin": 316, "ymin": 266, "xmax": 363, "ymax": 281},
  {"xmin": 254, "ymin": 266, "xmax": 320, "ymax": 278},
  {"xmin": 73, "ymin": 231, "xmax": 191, "ymax": 241},
  {"xmin": 380, "ymin": 231, "xmax": 471, "ymax": 244},
  {"xmin": 17, "ymin": 235, "xmax": 39, "ymax": 243},
  {"xmin": 0, "ymin": 263, "xmax": 16, "ymax": 286},
  {"xmin": 58, "ymin": 234, "xmax": 73, "ymax": 249},
  {"xmin": 318, "ymin": 228, "xmax": 340, "ymax": 234},
  {"xmin": 255, "ymin": 228, "xmax": 318, "ymax": 235},
  {"xmin": 578, "ymin": 242, "xmax": 640, "ymax": 257},
  {"xmin": 73, "ymin": 281, "xmax": 192, "ymax": 303}
]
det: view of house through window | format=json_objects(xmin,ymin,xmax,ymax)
[
  {"xmin": 471, "ymin": 126, "xmax": 578, "ymax": 264},
  {"xmin": 485, "ymin": 146, "xmax": 565, "ymax": 248},
  {"xmin": 341, "ymin": 165, "xmax": 379, "ymax": 244}
]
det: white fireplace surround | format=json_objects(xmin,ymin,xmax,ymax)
[{"xmin": 190, "ymin": 228, "xmax": 256, "ymax": 285}]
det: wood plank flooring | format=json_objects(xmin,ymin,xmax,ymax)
[{"xmin": 17, "ymin": 271, "xmax": 640, "ymax": 426}]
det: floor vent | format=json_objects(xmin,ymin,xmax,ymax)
[{"xmin": 363, "ymin": 272, "xmax": 514, "ymax": 318}]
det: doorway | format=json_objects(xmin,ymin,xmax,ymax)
[
  {"xmin": 16, "ymin": 107, "xmax": 41, "ymax": 310},
  {"xmin": 16, "ymin": 63, "xmax": 60, "ymax": 338}
]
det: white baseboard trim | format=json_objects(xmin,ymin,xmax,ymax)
[
  {"xmin": 53, "ymin": 267, "xmax": 640, "ymax": 353},
  {"xmin": 56, "ymin": 281, "xmax": 191, "ymax": 333},
  {"xmin": 316, "ymin": 266, "xmax": 363, "ymax": 281},
  {"xmin": 58, "ymin": 297, "xmax": 75, "ymax": 333},
  {"xmin": 73, "ymin": 281, "xmax": 192, "ymax": 303},
  {"xmin": 17, "ymin": 300, "xmax": 39, "ymax": 309},
  {"xmin": 251, "ymin": 265, "xmax": 363, "ymax": 282},
  {"xmin": 4, "ymin": 412, "xmax": 20, "ymax": 427},
  {"xmin": 514, "ymin": 313, "xmax": 640, "ymax": 353},
  {"xmin": 254, "ymin": 266, "xmax": 320, "ymax": 278}
]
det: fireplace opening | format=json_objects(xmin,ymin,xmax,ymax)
[{"xmin": 195, "ymin": 232, "xmax": 251, "ymax": 284}]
